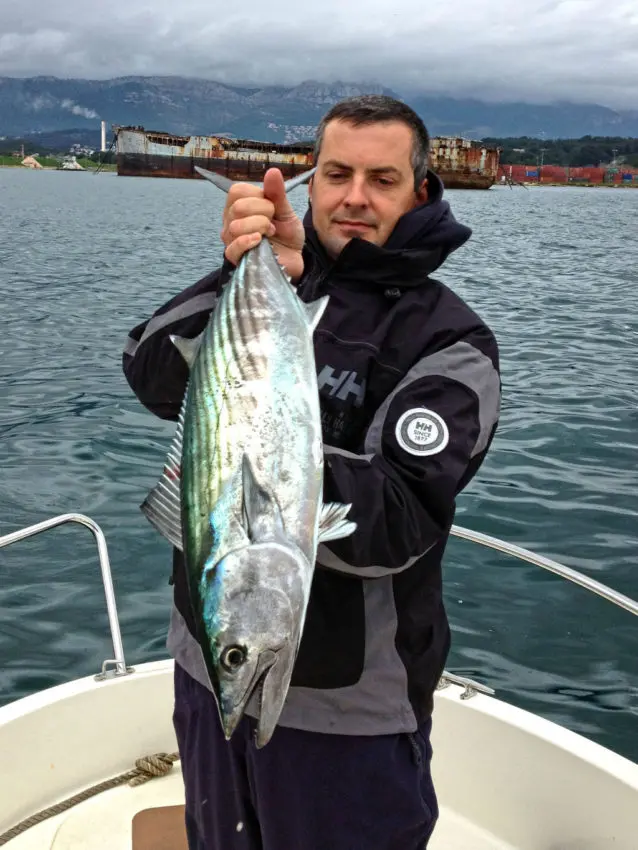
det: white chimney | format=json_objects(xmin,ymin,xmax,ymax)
[{"xmin": 101, "ymin": 121, "xmax": 107, "ymax": 152}]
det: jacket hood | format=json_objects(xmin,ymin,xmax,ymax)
[{"xmin": 302, "ymin": 169, "xmax": 472, "ymax": 289}]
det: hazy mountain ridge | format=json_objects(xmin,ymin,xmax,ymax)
[{"xmin": 1, "ymin": 75, "xmax": 637, "ymax": 142}]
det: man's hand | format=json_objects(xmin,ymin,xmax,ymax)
[{"xmin": 221, "ymin": 167, "xmax": 306, "ymax": 282}]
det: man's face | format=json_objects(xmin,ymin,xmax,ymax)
[{"xmin": 309, "ymin": 119, "xmax": 428, "ymax": 258}]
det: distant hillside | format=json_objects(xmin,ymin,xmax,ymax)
[{"xmin": 1, "ymin": 75, "xmax": 637, "ymax": 142}]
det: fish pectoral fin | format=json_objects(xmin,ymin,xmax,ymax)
[
  {"xmin": 207, "ymin": 466, "xmax": 250, "ymax": 561},
  {"xmin": 140, "ymin": 386, "xmax": 187, "ymax": 551},
  {"xmin": 170, "ymin": 333, "xmax": 204, "ymax": 370},
  {"xmin": 303, "ymin": 296, "xmax": 329, "ymax": 333},
  {"xmin": 241, "ymin": 454, "xmax": 284, "ymax": 543},
  {"xmin": 318, "ymin": 501, "xmax": 357, "ymax": 544}
]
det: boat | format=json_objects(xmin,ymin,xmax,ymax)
[
  {"xmin": 1, "ymin": 513, "xmax": 636, "ymax": 849},
  {"xmin": 113, "ymin": 126, "xmax": 315, "ymax": 182},
  {"xmin": 113, "ymin": 125, "xmax": 501, "ymax": 189},
  {"xmin": 428, "ymin": 137, "xmax": 500, "ymax": 190},
  {"xmin": 56, "ymin": 155, "xmax": 85, "ymax": 172}
]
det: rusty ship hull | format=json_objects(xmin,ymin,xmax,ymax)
[
  {"xmin": 113, "ymin": 126, "xmax": 314, "ymax": 181},
  {"xmin": 114, "ymin": 126, "xmax": 500, "ymax": 189},
  {"xmin": 429, "ymin": 137, "xmax": 500, "ymax": 189}
]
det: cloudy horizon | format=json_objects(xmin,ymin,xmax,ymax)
[{"xmin": 1, "ymin": 0, "xmax": 637, "ymax": 109}]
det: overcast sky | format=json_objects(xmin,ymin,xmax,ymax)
[{"xmin": 1, "ymin": 0, "xmax": 637, "ymax": 108}]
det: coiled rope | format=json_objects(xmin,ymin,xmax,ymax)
[{"xmin": 0, "ymin": 751, "xmax": 180, "ymax": 846}]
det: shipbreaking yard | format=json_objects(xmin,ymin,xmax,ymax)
[
  {"xmin": 4, "ymin": 120, "xmax": 636, "ymax": 188},
  {"xmin": 112, "ymin": 125, "xmax": 502, "ymax": 189}
]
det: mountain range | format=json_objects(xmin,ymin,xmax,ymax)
[{"xmin": 1, "ymin": 75, "xmax": 637, "ymax": 146}]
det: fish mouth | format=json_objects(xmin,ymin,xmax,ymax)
[
  {"xmin": 220, "ymin": 643, "xmax": 295, "ymax": 748},
  {"xmin": 220, "ymin": 648, "xmax": 278, "ymax": 741},
  {"xmin": 254, "ymin": 641, "xmax": 295, "ymax": 748}
]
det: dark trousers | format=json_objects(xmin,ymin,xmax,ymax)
[{"xmin": 173, "ymin": 663, "xmax": 439, "ymax": 850}]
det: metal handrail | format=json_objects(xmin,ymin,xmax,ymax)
[
  {"xmin": 0, "ymin": 513, "xmax": 130, "ymax": 678},
  {"xmin": 450, "ymin": 524, "xmax": 638, "ymax": 617},
  {"xmin": 1, "ymin": 514, "xmax": 635, "ymax": 700}
]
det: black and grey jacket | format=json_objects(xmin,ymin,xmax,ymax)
[{"xmin": 122, "ymin": 171, "xmax": 501, "ymax": 736}]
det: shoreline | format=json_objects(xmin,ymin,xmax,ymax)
[
  {"xmin": 0, "ymin": 163, "xmax": 116, "ymax": 172},
  {"xmin": 2, "ymin": 165, "xmax": 635, "ymax": 187},
  {"xmin": 498, "ymin": 180, "xmax": 638, "ymax": 189}
]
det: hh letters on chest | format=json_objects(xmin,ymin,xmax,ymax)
[{"xmin": 314, "ymin": 337, "xmax": 402, "ymax": 450}]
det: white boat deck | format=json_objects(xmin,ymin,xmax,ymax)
[
  {"xmin": 2, "ymin": 661, "xmax": 637, "ymax": 850},
  {"xmin": 5, "ymin": 768, "xmax": 517, "ymax": 850}
]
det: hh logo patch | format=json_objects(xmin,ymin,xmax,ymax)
[
  {"xmin": 395, "ymin": 408, "xmax": 449, "ymax": 457},
  {"xmin": 317, "ymin": 365, "xmax": 366, "ymax": 408}
]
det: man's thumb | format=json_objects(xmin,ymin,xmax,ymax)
[{"xmin": 263, "ymin": 168, "xmax": 295, "ymax": 221}]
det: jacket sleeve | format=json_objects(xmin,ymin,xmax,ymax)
[
  {"xmin": 122, "ymin": 261, "xmax": 233, "ymax": 420},
  {"xmin": 318, "ymin": 330, "xmax": 501, "ymax": 578}
]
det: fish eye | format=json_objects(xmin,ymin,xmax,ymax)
[{"xmin": 220, "ymin": 645, "xmax": 247, "ymax": 672}]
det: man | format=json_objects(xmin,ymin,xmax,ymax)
[{"xmin": 123, "ymin": 94, "xmax": 501, "ymax": 849}]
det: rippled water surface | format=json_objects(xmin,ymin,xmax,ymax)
[{"xmin": 1, "ymin": 168, "xmax": 636, "ymax": 761}]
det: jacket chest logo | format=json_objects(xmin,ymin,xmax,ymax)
[{"xmin": 317, "ymin": 366, "xmax": 367, "ymax": 409}]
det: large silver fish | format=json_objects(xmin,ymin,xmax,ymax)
[{"xmin": 142, "ymin": 166, "xmax": 356, "ymax": 747}]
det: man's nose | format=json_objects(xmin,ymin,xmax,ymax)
[{"xmin": 343, "ymin": 176, "xmax": 368, "ymax": 207}]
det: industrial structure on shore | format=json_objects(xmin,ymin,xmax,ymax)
[
  {"xmin": 113, "ymin": 125, "xmax": 501, "ymax": 190},
  {"xmin": 498, "ymin": 163, "xmax": 638, "ymax": 186}
]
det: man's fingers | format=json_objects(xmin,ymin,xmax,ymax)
[
  {"xmin": 227, "ymin": 214, "xmax": 274, "ymax": 239},
  {"xmin": 231, "ymin": 196, "xmax": 275, "ymax": 221},
  {"xmin": 263, "ymin": 168, "xmax": 296, "ymax": 222},
  {"xmin": 220, "ymin": 171, "xmax": 301, "ymax": 269},
  {"xmin": 225, "ymin": 233, "xmax": 263, "ymax": 265},
  {"xmin": 222, "ymin": 184, "xmax": 267, "ymax": 227},
  {"xmin": 227, "ymin": 182, "xmax": 263, "ymax": 204}
]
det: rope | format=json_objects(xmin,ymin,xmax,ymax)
[
  {"xmin": 93, "ymin": 135, "xmax": 117, "ymax": 174},
  {"xmin": 0, "ymin": 751, "xmax": 180, "ymax": 846}
]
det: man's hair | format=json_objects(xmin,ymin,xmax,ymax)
[{"xmin": 313, "ymin": 94, "xmax": 430, "ymax": 190}]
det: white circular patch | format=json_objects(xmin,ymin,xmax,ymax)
[{"xmin": 395, "ymin": 408, "xmax": 449, "ymax": 457}]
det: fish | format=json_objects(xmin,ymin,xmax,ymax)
[{"xmin": 141, "ymin": 165, "xmax": 356, "ymax": 747}]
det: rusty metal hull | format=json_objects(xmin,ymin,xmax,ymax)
[
  {"xmin": 114, "ymin": 126, "xmax": 314, "ymax": 180},
  {"xmin": 116, "ymin": 152, "xmax": 311, "ymax": 180},
  {"xmin": 114, "ymin": 126, "xmax": 500, "ymax": 189},
  {"xmin": 430, "ymin": 137, "xmax": 500, "ymax": 190},
  {"xmin": 434, "ymin": 170, "xmax": 496, "ymax": 190}
]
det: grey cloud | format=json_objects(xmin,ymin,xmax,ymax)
[{"xmin": 0, "ymin": 0, "xmax": 636, "ymax": 108}]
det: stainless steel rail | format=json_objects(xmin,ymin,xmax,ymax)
[
  {"xmin": 0, "ymin": 513, "xmax": 131, "ymax": 679},
  {"xmin": 2, "ymin": 515, "xmax": 635, "ymax": 697},
  {"xmin": 450, "ymin": 524, "xmax": 638, "ymax": 618}
]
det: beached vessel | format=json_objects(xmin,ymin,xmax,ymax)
[
  {"xmin": 113, "ymin": 126, "xmax": 500, "ymax": 189},
  {"xmin": 429, "ymin": 136, "xmax": 500, "ymax": 189},
  {"xmin": 113, "ymin": 126, "xmax": 314, "ymax": 181}
]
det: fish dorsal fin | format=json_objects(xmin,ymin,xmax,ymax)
[
  {"xmin": 140, "ymin": 389, "xmax": 188, "ymax": 550},
  {"xmin": 318, "ymin": 501, "xmax": 357, "ymax": 544},
  {"xmin": 170, "ymin": 332, "xmax": 204, "ymax": 370},
  {"xmin": 303, "ymin": 296, "xmax": 329, "ymax": 333},
  {"xmin": 241, "ymin": 454, "xmax": 285, "ymax": 543}
]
